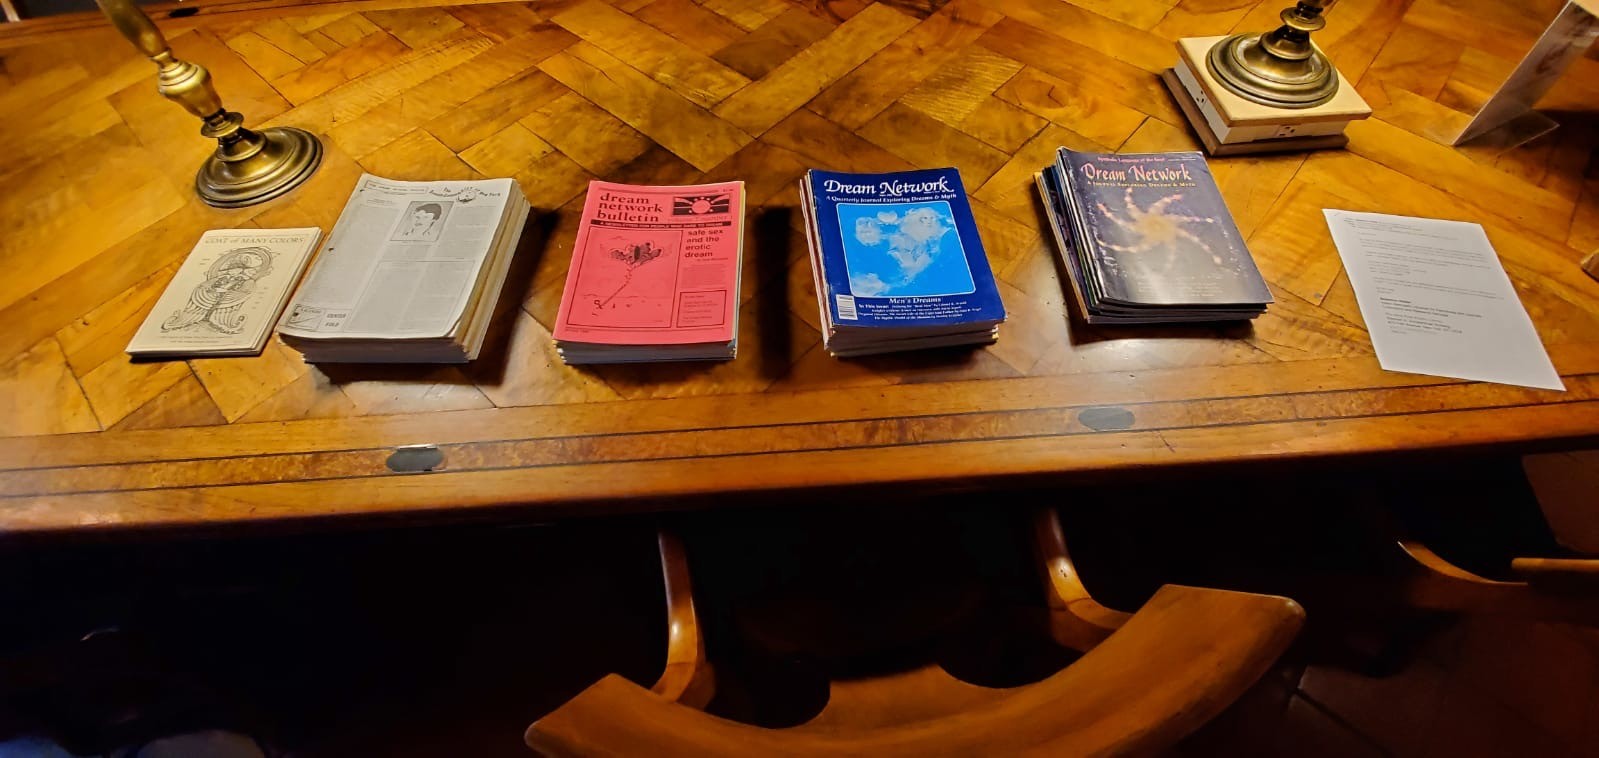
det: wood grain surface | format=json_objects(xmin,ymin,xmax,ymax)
[{"xmin": 2, "ymin": 0, "xmax": 1598, "ymax": 534}]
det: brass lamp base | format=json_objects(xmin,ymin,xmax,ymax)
[
  {"xmin": 1207, "ymin": 32, "xmax": 1338, "ymax": 109},
  {"xmin": 197, "ymin": 125, "xmax": 323, "ymax": 208},
  {"xmin": 1204, "ymin": 0, "xmax": 1340, "ymax": 110}
]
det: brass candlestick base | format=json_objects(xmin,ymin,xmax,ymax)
[
  {"xmin": 196, "ymin": 124, "xmax": 323, "ymax": 208},
  {"xmin": 1207, "ymin": 0, "xmax": 1338, "ymax": 109},
  {"xmin": 97, "ymin": 0, "xmax": 320, "ymax": 207}
]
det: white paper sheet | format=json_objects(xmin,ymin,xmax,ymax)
[{"xmin": 1324, "ymin": 210, "xmax": 1564, "ymax": 391}]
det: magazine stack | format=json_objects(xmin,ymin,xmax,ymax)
[
  {"xmin": 1036, "ymin": 149, "xmax": 1272, "ymax": 324},
  {"xmin": 800, "ymin": 167, "xmax": 1006, "ymax": 357},
  {"xmin": 552, "ymin": 180, "xmax": 746, "ymax": 364}
]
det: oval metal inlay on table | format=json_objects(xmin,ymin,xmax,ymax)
[
  {"xmin": 1077, "ymin": 407, "xmax": 1136, "ymax": 431},
  {"xmin": 386, "ymin": 445, "xmax": 445, "ymax": 473}
]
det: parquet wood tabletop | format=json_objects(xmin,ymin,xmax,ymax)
[{"xmin": 2, "ymin": 0, "xmax": 1598, "ymax": 534}]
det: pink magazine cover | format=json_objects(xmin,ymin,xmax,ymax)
[{"xmin": 554, "ymin": 180, "xmax": 744, "ymax": 346}]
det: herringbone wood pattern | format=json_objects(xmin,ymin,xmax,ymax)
[{"xmin": 1, "ymin": 0, "xmax": 1598, "ymax": 530}]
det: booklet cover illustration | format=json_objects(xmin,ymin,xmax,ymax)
[
  {"xmin": 574, "ymin": 232, "xmax": 677, "ymax": 328},
  {"xmin": 128, "ymin": 228, "xmax": 321, "ymax": 357}
]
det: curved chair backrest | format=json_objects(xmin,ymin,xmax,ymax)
[
  {"xmin": 528, "ymin": 583, "xmax": 1301, "ymax": 757},
  {"xmin": 526, "ymin": 510, "xmax": 1304, "ymax": 756}
]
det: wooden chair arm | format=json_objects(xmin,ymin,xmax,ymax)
[
  {"xmin": 1031, "ymin": 508, "xmax": 1132, "ymax": 652},
  {"xmin": 1396, "ymin": 540, "xmax": 1518, "ymax": 587},
  {"xmin": 1394, "ymin": 539, "xmax": 1599, "ymax": 625},
  {"xmin": 1398, "ymin": 540, "xmax": 1599, "ymax": 588},
  {"xmin": 1510, "ymin": 557, "xmax": 1599, "ymax": 588},
  {"xmin": 649, "ymin": 531, "xmax": 715, "ymax": 709}
]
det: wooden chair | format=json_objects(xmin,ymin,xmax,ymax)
[
  {"xmin": 1387, "ymin": 452, "xmax": 1599, "ymax": 625},
  {"xmin": 525, "ymin": 510, "xmax": 1304, "ymax": 757}
]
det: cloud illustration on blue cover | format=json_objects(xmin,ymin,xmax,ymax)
[{"xmin": 839, "ymin": 201, "xmax": 975, "ymax": 298}]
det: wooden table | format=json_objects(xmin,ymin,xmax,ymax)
[{"xmin": 2, "ymin": 0, "xmax": 1598, "ymax": 535}]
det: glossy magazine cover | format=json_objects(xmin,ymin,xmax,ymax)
[
  {"xmin": 1057, "ymin": 149, "xmax": 1272, "ymax": 307},
  {"xmin": 806, "ymin": 167, "xmax": 1005, "ymax": 329}
]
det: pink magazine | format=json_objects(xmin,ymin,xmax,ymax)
[{"xmin": 554, "ymin": 180, "xmax": 745, "ymax": 346}]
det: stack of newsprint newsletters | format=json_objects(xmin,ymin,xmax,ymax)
[{"xmin": 278, "ymin": 174, "xmax": 530, "ymax": 363}]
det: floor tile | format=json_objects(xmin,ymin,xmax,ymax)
[{"xmin": 1298, "ymin": 658, "xmax": 1451, "ymax": 758}]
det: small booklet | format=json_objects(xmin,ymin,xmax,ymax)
[
  {"xmin": 126, "ymin": 227, "xmax": 321, "ymax": 358},
  {"xmin": 801, "ymin": 167, "xmax": 1005, "ymax": 357},
  {"xmin": 552, "ymin": 180, "xmax": 745, "ymax": 364},
  {"xmin": 1041, "ymin": 148, "xmax": 1272, "ymax": 323},
  {"xmin": 278, "ymin": 174, "xmax": 530, "ymax": 363}
]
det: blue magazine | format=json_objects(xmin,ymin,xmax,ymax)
[{"xmin": 806, "ymin": 168, "xmax": 1005, "ymax": 330}]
